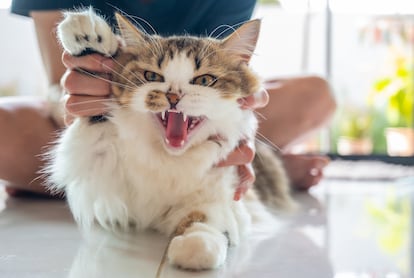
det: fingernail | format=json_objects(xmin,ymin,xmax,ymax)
[
  {"xmin": 233, "ymin": 185, "xmax": 249, "ymax": 201},
  {"xmin": 309, "ymin": 168, "xmax": 320, "ymax": 176},
  {"xmin": 233, "ymin": 191, "xmax": 242, "ymax": 201}
]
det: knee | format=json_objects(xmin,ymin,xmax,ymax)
[
  {"xmin": 0, "ymin": 107, "xmax": 18, "ymax": 171},
  {"xmin": 0, "ymin": 106, "xmax": 12, "ymax": 144},
  {"xmin": 301, "ymin": 76, "xmax": 336, "ymax": 127},
  {"xmin": 306, "ymin": 76, "xmax": 336, "ymax": 108},
  {"xmin": 0, "ymin": 102, "xmax": 56, "ymax": 158}
]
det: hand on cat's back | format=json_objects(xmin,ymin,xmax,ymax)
[{"xmin": 60, "ymin": 50, "xmax": 268, "ymax": 200}]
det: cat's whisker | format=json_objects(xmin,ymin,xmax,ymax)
[
  {"xmin": 119, "ymin": 14, "xmax": 164, "ymax": 55},
  {"xmin": 201, "ymin": 47, "xmax": 255, "ymax": 61},
  {"xmin": 143, "ymin": 35, "xmax": 164, "ymax": 60},
  {"xmin": 255, "ymin": 132, "xmax": 283, "ymax": 153},
  {"xmin": 69, "ymin": 65, "xmax": 138, "ymax": 91},
  {"xmin": 253, "ymin": 110, "xmax": 267, "ymax": 121},
  {"xmin": 120, "ymin": 62, "xmax": 148, "ymax": 85},
  {"xmin": 210, "ymin": 70, "xmax": 247, "ymax": 85},
  {"xmin": 210, "ymin": 24, "xmax": 238, "ymax": 40},
  {"xmin": 148, "ymin": 36, "xmax": 163, "ymax": 57},
  {"xmin": 198, "ymin": 43, "xmax": 213, "ymax": 66},
  {"xmin": 106, "ymin": 10, "xmax": 163, "ymax": 56},
  {"xmin": 81, "ymin": 52, "xmax": 145, "ymax": 87},
  {"xmin": 110, "ymin": 55, "xmax": 147, "ymax": 85},
  {"xmin": 113, "ymin": 8, "xmax": 159, "ymax": 36},
  {"xmin": 66, "ymin": 98, "xmax": 118, "ymax": 107},
  {"xmin": 64, "ymin": 107, "xmax": 114, "ymax": 115},
  {"xmin": 29, "ymin": 172, "xmax": 46, "ymax": 186}
]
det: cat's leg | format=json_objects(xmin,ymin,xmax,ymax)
[
  {"xmin": 49, "ymin": 119, "xmax": 133, "ymax": 231},
  {"xmin": 166, "ymin": 201, "xmax": 251, "ymax": 270},
  {"xmin": 57, "ymin": 8, "xmax": 118, "ymax": 56},
  {"xmin": 168, "ymin": 221, "xmax": 228, "ymax": 270}
]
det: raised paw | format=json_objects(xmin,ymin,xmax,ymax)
[
  {"xmin": 57, "ymin": 8, "xmax": 118, "ymax": 56},
  {"xmin": 167, "ymin": 223, "xmax": 228, "ymax": 270}
]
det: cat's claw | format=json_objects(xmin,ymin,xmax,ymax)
[{"xmin": 57, "ymin": 8, "xmax": 119, "ymax": 56}]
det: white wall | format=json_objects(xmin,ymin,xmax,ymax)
[
  {"xmin": 0, "ymin": 9, "xmax": 47, "ymax": 96},
  {"xmin": 251, "ymin": 5, "xmax": 327, "ymax": 78}
]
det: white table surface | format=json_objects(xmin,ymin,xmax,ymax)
[{"xmin": 1, "ymin": 176, "xmax": 413, "ymax": 278}]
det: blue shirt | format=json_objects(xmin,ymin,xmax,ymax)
[{"xmin": 11, "ymin": 0, "xmax": 256, "ymax": 37}]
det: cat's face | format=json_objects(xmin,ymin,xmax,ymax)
[{"xmin": 111, "ymin": 14, "xmax": 261, "ymax": 154}]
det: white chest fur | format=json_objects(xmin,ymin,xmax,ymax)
[{"xmin": 50, "ymin": 107, "xmax": 256, "ymax": 233}]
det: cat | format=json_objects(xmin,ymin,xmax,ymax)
[{"xmin": 47, "ymin": 8, "xmax": 293, "ymax": 271}]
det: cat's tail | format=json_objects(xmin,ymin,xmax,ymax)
[{"xmin": 252, "ymin": 142, "xmax": 297, "ymax": 211}]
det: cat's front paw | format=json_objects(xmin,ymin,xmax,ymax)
[
  {"xmin": 167, "ymin": 223, "xmax": 228, "ymax": 270},
  {"xmin": 57, "ymin": 8, "xmax": 118, "ymax": 56}
]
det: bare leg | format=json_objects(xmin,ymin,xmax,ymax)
[
  {"xmin": 0, "ymin": 97, "xmax": 59, "ymax": 196},
  {"xmin": 258, "ymin": 76, "xmax": 336, "ymax": 189}
]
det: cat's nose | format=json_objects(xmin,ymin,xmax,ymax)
[{"xmin": 166, "ymin": 92, "xmax": 180, "ymax": 109}]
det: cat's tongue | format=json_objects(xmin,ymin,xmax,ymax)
[{"xmin": 165, "ymin": 111, "xmax": 189, "ymax": 148}]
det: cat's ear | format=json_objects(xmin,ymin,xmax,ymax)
[
  {"xmin": 221, "ymin": 19, "xmax": 261, "ymax": 63},
  {"xmin": 115, "ymin": 12, "xmax": 147, "ymax": 47}
]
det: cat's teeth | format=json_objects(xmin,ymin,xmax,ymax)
[
  {"xmin": 183, "ymin": 113, "xmax": 188, "ymax": 122},
  {"xmin": 161, "ymin": 111, "xmax": 166, "ymax": 120},
  {"xmin": 164, "ymin": 138, "xmax": 185, "ymax": 147}
]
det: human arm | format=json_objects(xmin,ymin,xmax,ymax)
[{"xmin": 31, "ymin": 10, "xmax": 119, "ymax": 126}]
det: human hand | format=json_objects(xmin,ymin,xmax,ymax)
[
  {"xmin": 60, "ymin": 51, "xmax": 115, "ymax": 125},
  {"xmin": 217, "ymin": 89, "xmax": 269, "ymax": 201}
]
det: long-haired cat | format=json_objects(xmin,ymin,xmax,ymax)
[{"xmin": 48, "ymin": 9, "xmax": 293, "ymax": 270}]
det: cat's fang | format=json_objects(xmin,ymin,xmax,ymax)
[
  {"xmin": 164, "ymin": 138, "xmax": 185, "ymax": 148},
  {"xmin": 161, "ymin": 111, "xmax": 166, "ymax": 120},
  {"xmin": 183, "ymin": 113, "xmax": 188, "ymax": 122}
]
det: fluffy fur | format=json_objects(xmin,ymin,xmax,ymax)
[{"xmin": 47, "ymin": 9, "xmax": 293, "ymax": 270}]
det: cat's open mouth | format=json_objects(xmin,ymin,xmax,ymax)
[{"xmin": 156, "ymin": 110, "xmax": 205, "ymax": 149}]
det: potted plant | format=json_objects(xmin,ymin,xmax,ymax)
[
  {"xmin": 370, "ymin": 55, "xmax": 414, "ymax": 156},
  {"xmin": 336, "ymin": 106, "xmax": 373, "ymax": 155}
]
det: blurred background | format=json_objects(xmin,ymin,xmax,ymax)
[{"xmin": 1, "ymin": 0, "xmax": 413, "ymax": 161}]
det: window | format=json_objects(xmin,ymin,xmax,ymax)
[{"xmin": 254, "ymin": 1, "xmax": 414, "ymax": 160}]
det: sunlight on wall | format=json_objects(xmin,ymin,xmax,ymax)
[
  {"xmin": 0, "ymin": 10, "xmax": 47, "ymax": 96},
  {"xmin": 0, "ymin": 0, "xmax": 11, "ymax": 10},
  {"xmin": 330, "ymin": 0, "xmax": 414, "ymax": 14},
  {"xmin": 279, "ymin": 0, "xmax": 414, "ymax": 14}
]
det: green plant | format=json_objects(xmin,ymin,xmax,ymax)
[
  {"xmin": 337, "ymin": 107, "xmax": 373, "ymax": 139},
  {"xmin": 370, "ymin": 56, "xmax": 414, "ymax": 128}
]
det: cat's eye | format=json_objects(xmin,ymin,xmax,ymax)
[
  {"xmin": 192, "ymin": 74, "xmax": 217, "ymax": 87},
  {"xmin": 144, "ymin": 71, "xmax": 164, "ymax": 82}
]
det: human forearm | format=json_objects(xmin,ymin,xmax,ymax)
[{"xmin": 31, "ymin": 11, "xmax": 66, "ymax": 85}]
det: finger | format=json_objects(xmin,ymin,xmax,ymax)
[
  {"xmin": 65, "ymin": 94, "xmax": 111, "ymax": 117},
  {"xmin": 61, "ymin": 70, "xmax": 112, "ymax": 96},
  {"xmin": 238, "ymin": 89, "xmax": 269, "ymax": 110},
  {"xmin": 216, "ymin": 142, "xmax": 255, "ymax": 167},
  {"xmin": 62, "ymin": 51, "xmax": 115, "ymax": 73},
  {"xmin": 5, "ymin": 186, "xmax": 20, "ymax": 197},
  {"xmin": 64, "ymin": 112, "xmax": 75, "ymax": 126},
  {"xmin": 234, "ymin": 164, "xmax": 255, "ymax": 201}
]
